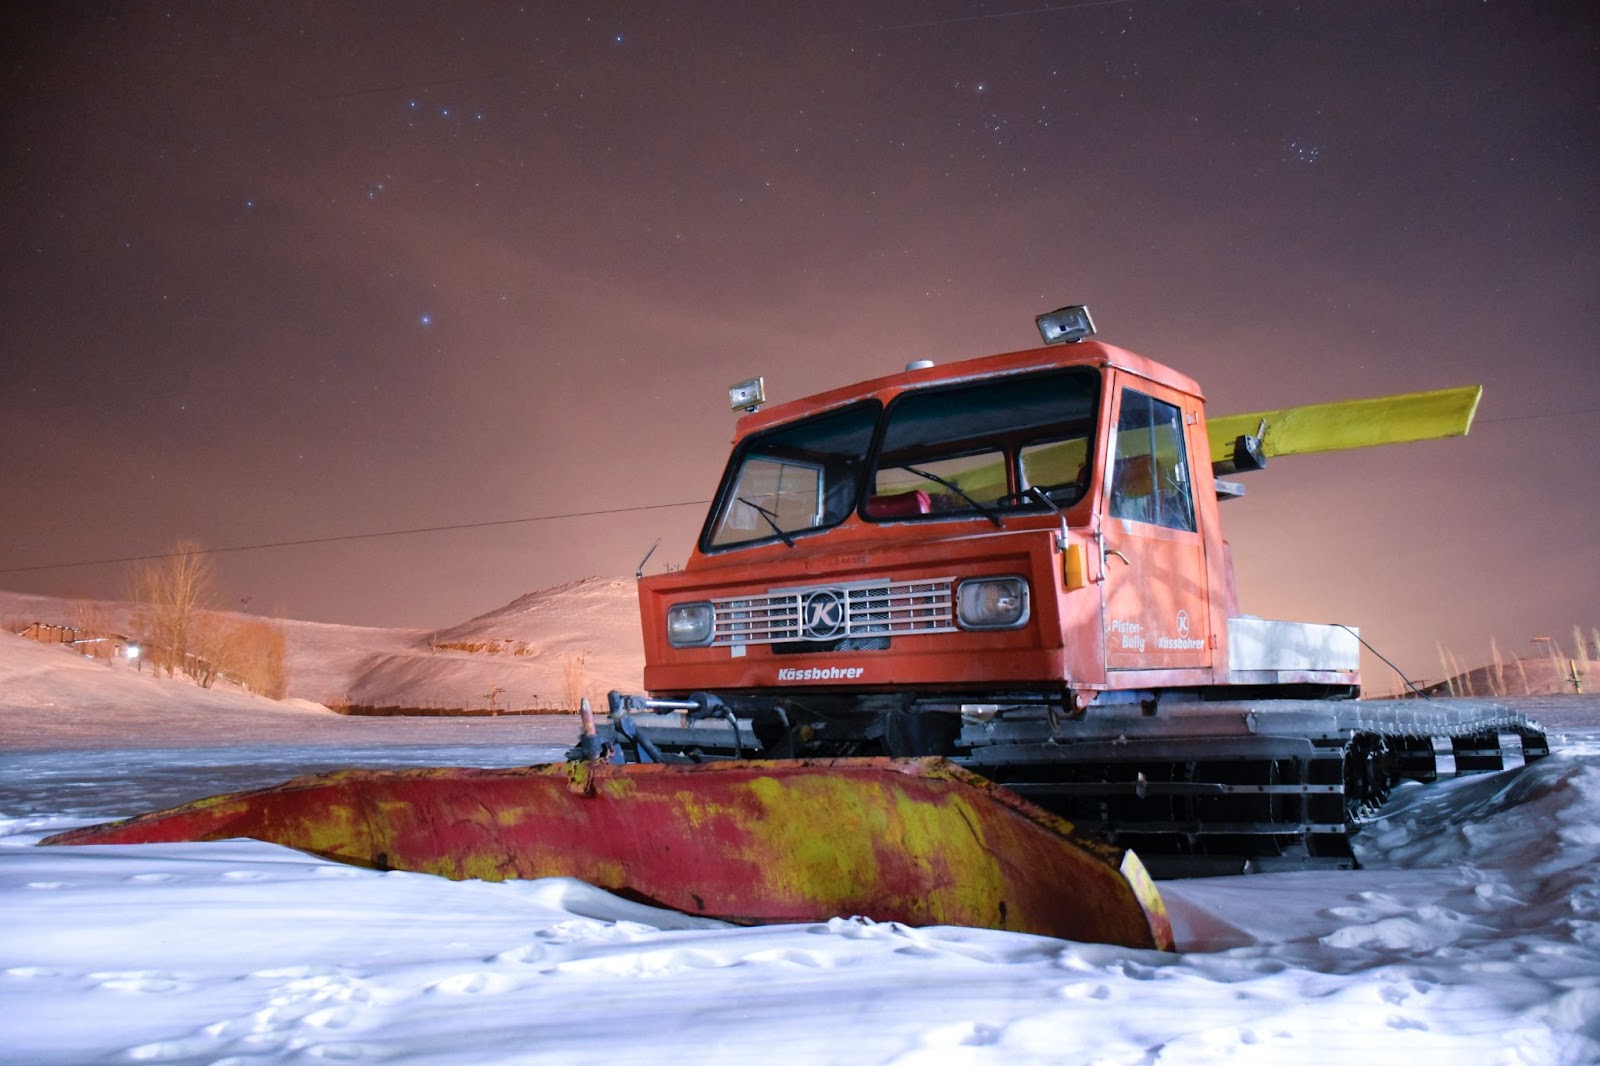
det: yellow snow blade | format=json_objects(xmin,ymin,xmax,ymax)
[{"xmin": 1207, "ymin": 385, "xmax": 1482, "ymax": 464}]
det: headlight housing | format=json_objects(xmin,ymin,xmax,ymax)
[
  {"xmin": 956, "ymin": 577, "xmax": 1030, "ymax": 630},
  {"xmin": 666, "ymin": 601, "xmax": 715, "ymax": 647}
]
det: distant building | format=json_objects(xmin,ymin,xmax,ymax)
[{"xmin": 18, "ymin": 621, "xmax": 139, "ymax": 663}]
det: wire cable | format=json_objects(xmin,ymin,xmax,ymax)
[
  {"xmin": 1334, "ymin": 624, "xmax": 1429, "ymax": 699},
  {"xmin": 0, "ymin": 500, "xmax": 712, "ymax": 576}
]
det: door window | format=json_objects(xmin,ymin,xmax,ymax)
[{"xmin": 1109, "ymin": 391, "xmax": 1195, "ymax": 532}]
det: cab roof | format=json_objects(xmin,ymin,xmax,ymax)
[{"xmin": 733, "ymin": 341, "xmax": 1206, "ymax": 438}]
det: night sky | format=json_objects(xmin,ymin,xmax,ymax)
[{"xmin": 3, "ymin": 2, "xmax": 1596, "ymax": 684}]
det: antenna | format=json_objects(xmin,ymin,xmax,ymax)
[{"xmin": 635, "ymin": 538, "xmax": 661, "ymax": 580}]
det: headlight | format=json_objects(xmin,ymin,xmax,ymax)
[
  {"xmin": 956, "ymin": 577, "xmax": 1029, "ymax": 630},
  {"xmin": 666, "ymin": 602, "xmax": 715, "ymax": 647}
]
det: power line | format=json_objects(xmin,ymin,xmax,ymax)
[
  {"xmin": 6, "ymin": 404, "xmax": 1591, "ymax": 577},
  {"xmin": 0, "ymin": 500, "xmax": 712, "ymax": 576}
]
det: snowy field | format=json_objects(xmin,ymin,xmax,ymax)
[
  {"xmin": 4, "ymin": 632, "xmax": 1599, "ymax": 1064},
  {"xmin": 3, "ymin": 723, "xmax": 1599, "ymax": 1065}
]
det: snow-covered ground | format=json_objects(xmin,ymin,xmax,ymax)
[
  {"xmin": 4, "ymin": 628, "xmax": 1600, "ymax": 1063},
  {"xmin": 5, "ymin": 735, "xmax": 1599, "ymax": 1065}
]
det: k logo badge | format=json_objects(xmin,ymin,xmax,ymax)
[{"xmin": 801, "ymin": 589, "xmax": 847, "ymax": 640}]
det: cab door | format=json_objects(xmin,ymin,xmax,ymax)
[{"xmin": 1100, "ymin": 380, "xmax": 1212, "ymax": 673}]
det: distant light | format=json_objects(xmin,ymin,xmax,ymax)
[
  {"xmin": 1035, "ymin": 304, "xmax": 1096, "ymax": 345},
  {"xmin": 125, "ymin": 643, "xmax": 141, "ymax": 660},
  {"xmin": 420, "ymin": 313, "xmax": 433, "ymax": 327}
]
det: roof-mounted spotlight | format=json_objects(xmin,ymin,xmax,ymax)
[
  {"xmin": 1035, "ymin": 304, "xmax": 1096, "ymax": 345},
  {"xmin": 729, "ymin": 377, "xmax": 766, "ymax": 413}
]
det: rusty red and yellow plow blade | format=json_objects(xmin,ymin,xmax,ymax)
[{"xmin": 43, "ymin": 757, "xmax": 1171, "ymax": 950}]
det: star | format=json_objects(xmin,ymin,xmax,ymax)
[{"xmin": 1287, "ymin": 140, "xmax": 1323, "ymax": 164}]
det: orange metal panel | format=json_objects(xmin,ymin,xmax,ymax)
[
  {"xmin": 1100, "ymin": 375, "xmax": 1213, "ymax": 675},
  {"xmin": 642, "ymin": 528, "xmax": 1080, "ymax": 696}
]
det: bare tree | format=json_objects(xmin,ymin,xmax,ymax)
[
  {"xmin": 67, "ymin": 599, "xmax": 113, "ymax": 659},
  {"xmin": 130, "ymin": 541, "xmax": 216, "ymax": 679},
  {"xmin": 195, "ymin": 612, "xmax": 288, "ymax": 697},
  {"xmin": 562, "ymin": 652, "xmax": 589, "ymax": 712}
]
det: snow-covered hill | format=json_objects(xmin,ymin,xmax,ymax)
[
  {"xmin": 342, "ymin": 577, "xmax": 644, "ymax": 712},
  {"xmin": 0, "ymin": 578, "xmax": 644, "ymax": 716},
  {"xmin": 0, "ymin": 628, "xmax": 584, "ymax": 751}
]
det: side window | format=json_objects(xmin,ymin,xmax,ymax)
[{"xmin": 1109, "ymin": 390, "xmax": 1195, "ymax": 532}]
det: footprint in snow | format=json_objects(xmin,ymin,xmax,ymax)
[
  {"xmin": 265, "ymin": 973, "xmax": 379, "ymax": 1013},
  {"xmin": 554, "ymin": 948, "xmax": 727, "ymax": 979},
  {"xmin": 303, "ymin": 1005, "xmax": 357, "ymax": 1030},
  {"xmin": 303, "ymin": 1042, "xmax": 375, "ymax": 1060},
  {"xmin": 128, "ymin": 872, "xmax": 179, "ymax": 883},
  {"xmin": 1059, "ymin": 982, "xmax": 1112, "ymax": 1001},
  {"xmin": 429, "ymin": 971, "xmax": 515, "ymax": 995},
  {"xmin": 1111, "ymin": 960, "xmax": 1167, "ymax": 981},
  {"xmin": 312, "ymin": 865, "xmax": 365, "ymax": 878},
  {"xmin": 921, "ymin": 1021, "xmax": 1004, "ymax": 1047},
  {"xmin": 268, "ymin": 974, "xmax": 342, "ymax": 1001},
  {"xmin": 89, "ymin": 970, "xmax": 189, "ymax": 994},
  {"xmin": 737, "ymin": 947, "xmax": 831, "ymax": 968},
  {"xmin": 249, "ymin": 965, "xmax": 319, "ymax": 979},
  {"xmin": 894, "ymin": 944, "xmax": 945, "ymax": 959},
  {"xmin": 534, "ymin": 919, "xmax": 612, "ymax": 942},
  {"xmin": 819, "ymin": 916, "xmax": 921, "ymax": 941},
  {"xmin": 125, "ymin": 1036, "xmax": 221, "ymax": 1061},
  {"xmin": 493, "ymin": 943, "xmax": 548, "ymax": 964},
  {"xmin": 24, "ymin": 880, "xmax": 66, "ymax": 889}
]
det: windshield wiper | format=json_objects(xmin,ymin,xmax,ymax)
[
  {"xmin": 903, "ymin": 466, "xmax": 1003, "ymax": 528},
  {"xmin": 736, "ymin": 496, "xmax": 796, "ymax": 548}
]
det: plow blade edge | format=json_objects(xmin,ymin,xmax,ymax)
[{"xmin": 43, "ymin": 756, "xmax": 1171, "ymax": 950}]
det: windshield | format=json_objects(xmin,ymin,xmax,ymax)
[
  {"xmin": 704, "ymin": 401, "xmax": 880, "ymax": 550},
  {"xmin": 868, "ymin": 368, "xmax": 1099, "ymax": 520},
  {"xmin": 701, "ymin": 367, "xmax": 1102, "ymax": 552}
]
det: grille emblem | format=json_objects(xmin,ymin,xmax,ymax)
[
  {"xmin": 709, "ymin": 577, "xmax": 956, "ymax": 646},
  {"xmin": 801, "ymin": 589, "xmax": 847, "ymax": 640}
]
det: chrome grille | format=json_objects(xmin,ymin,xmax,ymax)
[{"xmin": 712, "ymin": 578, "xmax": 956, "ymax": 646}]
